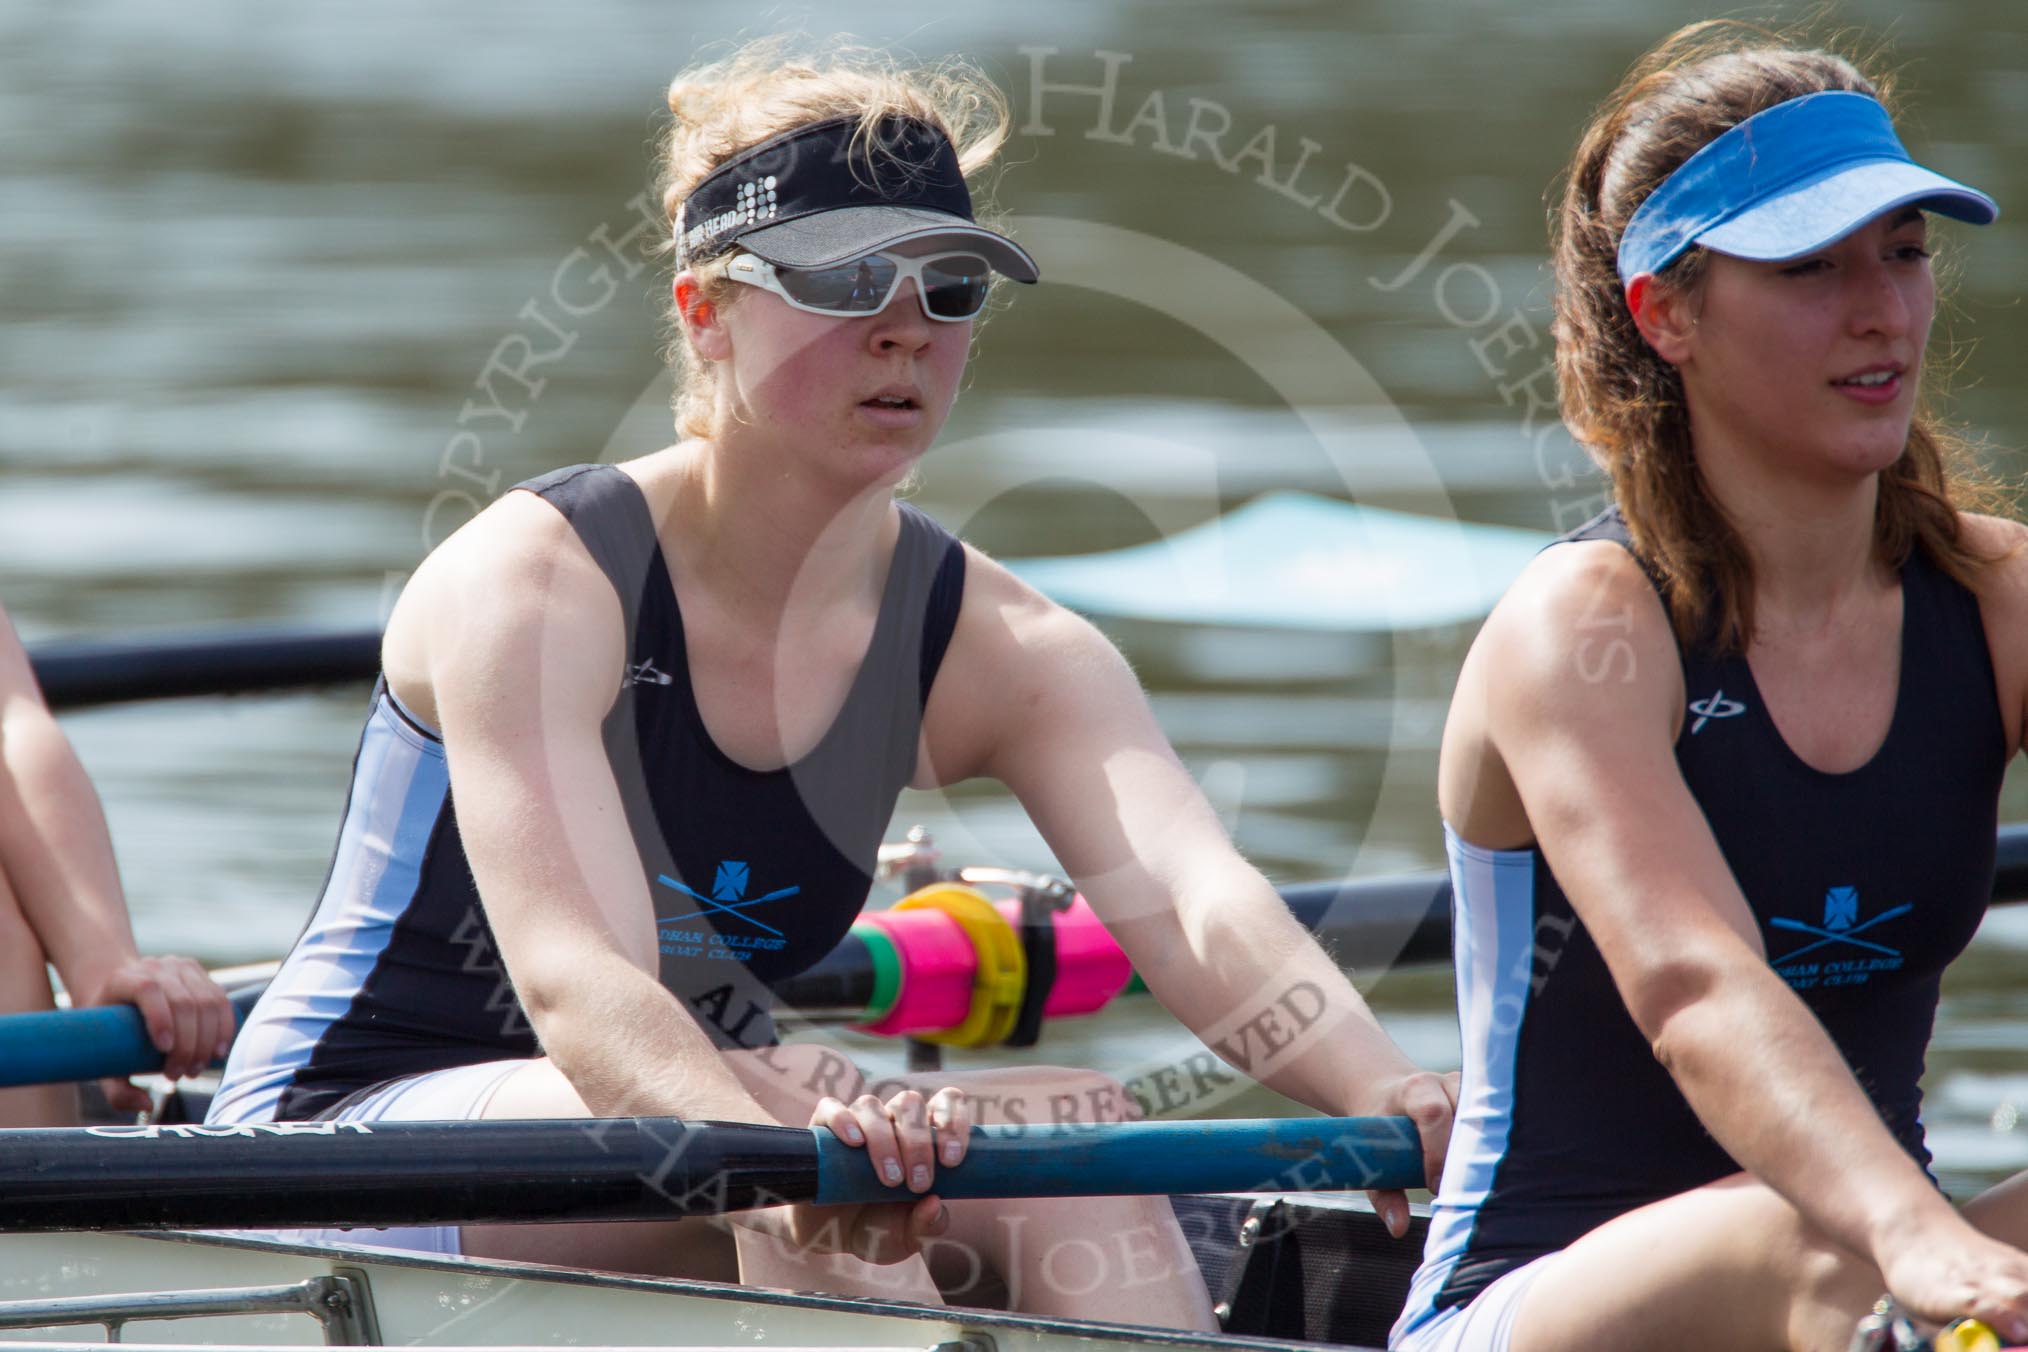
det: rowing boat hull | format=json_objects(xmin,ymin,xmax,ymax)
[{"xmin": 0, "ymin": 1223, "xmax": 1400, "ymax": 1352}]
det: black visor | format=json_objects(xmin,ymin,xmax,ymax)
[{"xmin": 675, "ymin": 115, "xmax": 1039, "ymax": 283}]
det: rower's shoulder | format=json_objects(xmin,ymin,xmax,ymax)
[
  {"xmin": 1954, "ymin": 514, "xmax": 2028, "ymax": 748},
  {"xmin": 0, "ymin": 600, "xmax": 34, "ymax": 702},
  {"xmin": 386, "ymin": 486, "xmax": 623, "ymax": 690},
  {"xmin": 948, "ymin": 543, "xmax": 1119, "ymax": 668},
  {"xmin": 1443, "ymin": 538, "xmax": 1684, "ymax": 844},
  {"xmin": 1956, "ymin": 511, "xmax": 2028, "ymax": 606},
  {"xmin": 1454, "ymin": 538, "xmax": 1682, "ymax": 751},
  {"xmin": 407, "ymin": 488, "xmax": 610, "ymax": 613},
  {"xmin": 919, "ymin": 544, "xmax": 1142, "ymax": 785},
  {"xmin": 1479, "ymin": 537, "xmax": 1676, "ymax": 672}
]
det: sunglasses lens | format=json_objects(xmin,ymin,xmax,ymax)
[
  {"xmin": 920, "ymin": 254, "xmax": 993, "ymax": 318},
  {"xmin": 775, "ymin": 256, "xmax": 899, "ymax": 312},
  {"xmin": 758, "ymin": 252, "xmax": 993, "ymax": 319}
]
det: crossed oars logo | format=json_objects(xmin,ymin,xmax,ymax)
[
  {"xmin": 1770, "ymin": 885, "xmax": 1909, "ymax": 963},
  {"xmin": 657, "ymin": 861, "xmax": 801, "ymax": 935}
]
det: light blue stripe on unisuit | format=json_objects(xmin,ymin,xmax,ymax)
[
  {"xmin": 1392, "ymin": 825, "xmax": 1538, "ymax": 1343},
  {"xmin": 209, "ymin": 693, "xmax": 449, "ymax": 1123}
]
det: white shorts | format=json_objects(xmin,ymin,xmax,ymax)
[
  {"xmin": 1391, "ymin": 1257, "xmax": 1552, "ymax": 1352},
  {"xmin": 248, "ymin": 1059, "xmax": 527, "ymax": 1257}
]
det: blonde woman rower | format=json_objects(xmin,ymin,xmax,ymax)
[{"xmin": 211, "ymin": 40, "xmax": 1456, "ymax": 1324}]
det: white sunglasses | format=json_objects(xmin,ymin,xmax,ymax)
[{"xmin": 725, "ymin": 250, "xmax": 993, "ymax": 321}]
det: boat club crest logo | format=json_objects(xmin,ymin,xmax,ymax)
[
  {"xmin": 654, "ymin": 861, "xmax": 798, "ymax": 962},
  {"xmin": 1824, "ymin": 885, "xmax": 1858, "ymax": 931},
  {"xmin": 1769, "ymin": 885, "xmax": 1908, "ymax": 990}
]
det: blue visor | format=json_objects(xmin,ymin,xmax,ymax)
[{"xmin": 1617, "ymin": 90, "xmax": 1997, "ymax": 286}]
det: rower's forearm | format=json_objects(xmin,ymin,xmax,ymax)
[
  {"xmin": 1653, "ymin": 964, "xmax": 1953, "ymax": 1261},
  {"xmin": 522, "ymin": 961, "xmax": 778, "ymax": 1125},
  {"xmin": 0, "ymin": 703, "xmax": 138, "ymax": 998},
  {"xmin": 1220, "ymin": 944, "xmax": 1421, "ymax": 1116},
  {"xmin": 1134, "ymin": 883, "xmax": 1420, "ymax": 1116}
]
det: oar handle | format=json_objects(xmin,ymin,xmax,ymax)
[
  {"xmin": 0, "ymin": 988, "xmax": 260, "ymax": 1088},
  {"xmin": 0, "ymin": 1115, "xmax": 1422, "ymax": 1232},
  {"xmin": 813, "ymin": 1115, "xmax": 1425, "ymax": 1201}
]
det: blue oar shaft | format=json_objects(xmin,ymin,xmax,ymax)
[
  {"xmin": 0, "ymin": 989, "xmax": 258, "ymax": 1089},
  {"xmin": 815, "ymin": 1115, "xmax": 1422, "ymax": 1203},
  {"xmin": 0, "ymin": 1006, "xmax": 158, "ymax": 1088}
]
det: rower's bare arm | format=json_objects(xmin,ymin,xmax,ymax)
[
  {"xmin": 1960, "ymin": 513, "xmax": 2028, "ymax": 755},
  {"xmin": 1478, "ymin": 542, "xmax": 1967, "ymax": 1273},
  {"xmin": 0, "ymin": 605, "xmax": 138, "ymax": 995},
  {"xmin": 412, "ymin": 497, "xmax": 768, "ymax": 1125},
  {"xmin": 932, "ymin": 559, "xmax": 1451, "ymax": 1165},
  {"xmin": 0, "ymin": 606, "xmax": 231, "ymax": 1084}
]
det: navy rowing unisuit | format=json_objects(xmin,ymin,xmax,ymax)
[
  {"xmin": 1394, "ymin": 506, "xmax": 2005, "ymax": 1343},
  {"xmin": 209, "ymin": 464, "xmax": 965, "ymax": 1124}
]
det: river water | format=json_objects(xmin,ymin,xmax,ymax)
[{"xmin": 5, "ymin": 1, "xmax": 2028, "ymax": 1198}]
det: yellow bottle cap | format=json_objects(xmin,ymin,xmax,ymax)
[{"xmin": 1936, "ymin": 1319, "xmax": 2002, "ymax": 1352}]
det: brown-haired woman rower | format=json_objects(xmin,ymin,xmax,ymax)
[
  {"xmin": 208, "ymin": 39, "xmax": 1455, "ymax": 1325},
  {"xmin": 1395, "ymin": 22, "xmax": 2028, "ymax": 1352}
]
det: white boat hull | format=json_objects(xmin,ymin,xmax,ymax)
[{"xmin": 0, "ymin": 1231, "xmax": 1328, "ymax": 1352}]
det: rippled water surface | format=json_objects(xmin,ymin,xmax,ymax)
[{"xmin": 7, "ymin": 1, "xmax": 2028, "ymax": 1198}]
